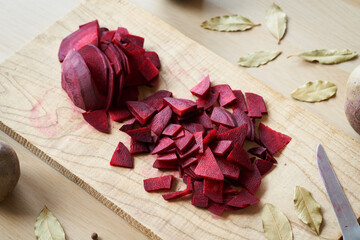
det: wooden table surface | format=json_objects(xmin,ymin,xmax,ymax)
[{"xmin": 0, "ymin": 0, "xmax": 359, "ymax": 239}]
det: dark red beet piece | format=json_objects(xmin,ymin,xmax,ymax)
[
  {"xmin": 216, "ymin": 158, "xmax": 240, "ymax": 180},
  {"xmin": 153, "ymin": 160, "xmax": 178, "ymax": 169},
  {"xmin": 110, "ymin": 142, "xmax": 133, "ymax": 168},
  {"xmin": 98, "ymin": 27, "xmax": 109, "ymax": 39},
  {"xmin": 196, "ymin": 92, "xmax": 219, "ymax": 111},
  {"xmin": 223, "ymin": 183, "xmax": 239, "ymax": 194},
  {"xmin": 226, "ymin": 189, "xmax": 259, "ymax": 208},
  {"xmin": 172, "ymin": 129, "xmax": 185, "ymax": 139},
  {"xmin": 152, "ymin": 137, "xmax": 175, "ymax": 154},
  {"xmin": 101, "ymin": 42, "xmax": 123, "ymax": 76},
  {"xmin": 203, "ymin": 129, "xmax": 217, "ymax": 149},
  {"xmin": 179, "ymin": 157, "xmax": 197, "ymax": 168},
  {"xmin": 194, "ymin": 148, "xmax": 224, "ymax": 181},
  {"xmin": 104, "ymin": 53, "xmax": 115, "ymax": 111},
  {"xmin": 238, "ymin": 165, "xmax": 261, "ymax": 194},
  {"xmin": 248, "ymin": 147, "xmax": 267, "ymax": 158},
  {"xmin": 143, "ymin": 175, "xmax": 173, "ymax": 192},
  {"xmin": 233, "ymin": 109, "xmax": 252, "ymax": 139},
  {"xmin": 181, "ymin": 122, "xmax": 204, "ymax": 134},
  {"xmin": 227, "ymin": 143, "xmax": 253, "ymax": 170},
  {"xmin": 150, "ymin": 106, "xmax": 172, "ymax": 136},
  {"xmin": 208, "ymin": 202, "xmax": 226, "ymax": 216},
  {"xmin": 212, "ymin": 84, "xmax": 237, "ymax": 107},
  {"xmin": 231, "ymin": 90, "xmax": 248, "ymax": 112},
  {"xmin": 255, "ymin": 158, "xmax": 274, "ymax": 175},
  {"xmin": 210, "ymin": 107, "xmax": 236, "ymax": 128},
  {"xmin": 82, "ymin": 109, "xmax": 109, "ymax": 134},
  {"xmin": 211, "ymin": 140, "xmax": 233, "ymax": 156},
  {"xmin": 258, "ymin": 123, "xmax": 291, "ymax": 155},
  {"xmin": 130, "ymin": 138, "xmax": 149, "ymax": 154},
  {"xmin": 174, "ymin": 130, "xmax": 194, "ymax": 153},
  {"xmin": 100, "ymin": 30, "xmax": 115, "ymax": 43},
  {"xmin": 192, "ymin": 181, "xmax": 209, "ymax": 208},
  {"xmin": 216, "ymin": 124, "xmax": 247, "ymax": 147},
  {"xmin": 265, "ymin": 153, "xmax": 277, "ymax": 163},
  {"xmin": 126, "ymin": 101, "xmax": 156, "ymax": 125},
  {"xmin": 162, "ymin": 124, "xmax": 182, "ymax": 137},
  {"xmin": 177, "ymin": 144, "xmax": 199, "ymax": 159},
  {"xmin": 245, "ymin": 92, "xmax": 267, "ymax": 118},
  {"xmin": 193, "ymin": 131, "xmax": 204, "ymax": 154},
  {"xmin": 193, "ymin": 112, "xmax": 213, "ymax": 129},
  {"xmin": 190, "ymin": 75, "xmax": 211, "ymax": 97},
  {"xmin": 126, "ymin": 127, "xmax": 152, "ymax": 143},
  {"xmin": 144, "ymin": 51, "xmax": 161, "ymax": 69},
  {"xmin": 112, "ymin": 27, "xmax": 129, "ymax": 42},
  {"xmin": 138, "ymin": 58, "xmax": 159, "ymax": 82},
  {"xmin": 163, "ymin": 97, "xmax": 197, "ymax": 116},
  {"xmin": 203, "ymin": 178, "xmax": 223, "ymax": 203},
  {"xmin": 141, "ymin": 90, "xmax": 172, "ymax": 111},
  {"xmin": 119, "ymin": 119, "xmax": 136, "ymax": 132},
  {"xmin": 162, "ymin": 189, "xmax": 191, "ymax": 201},
  {"xmin": 122, "ymin": 34, "xmax": 145, "ymax": 48},
  {"xmin": 217, "ymin": 125, "xmax": 231, "ymax": 135},
  {"xmin": 109, "ymin": 108, "xmax": 132, "ymax": 122}
]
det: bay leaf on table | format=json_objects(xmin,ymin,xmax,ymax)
[
  {"xmin": 291, "ymin": 80, "xmax": 337, "ymax": 102},
  {"xmin": 238, "ymin": 50, "xmax": 281, "ymax": 67},
  {"xmin": 201, "ymin": 14, "xmax": 260, "ymax": 32},
  {"xmin": 265, "ymin": 3, "xmax": 287, "ymax": 44},
  {"xmin": 293, "ymin": 49, "xmax": 357, "ymax": 64},
  {"xmin": 294, "ymin": 186, "xmax": 323, "ymax": 235},
  {"xmin": 34, "ymin": 206, "xmax": 66, "ymax": 240},
  {"xmin": 262, "ymin": 203, "xmax": 293, "ymax": 240}
]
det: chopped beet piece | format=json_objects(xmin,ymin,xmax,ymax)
[
  {"xmin": 184, "ymin": 167, "xmax": 200, "ymax": 180},
  {"xmin": 258, "ymin": 123, "xmax": 291, "ymax": 155},
  {"xmin": 109, "ymin": 108, "xmax": 132, "ymax": 122},
  {"xmin": 212, "ymin": 84, "xmax": 237, "ymax": 107},
  {"xmin": 190, "ymin": 75, "xmax": 211, "ymax": 97},
  {"xmin": 194, "ymin": 148, "xmax": 224, "ymax": 181},
  {"xmin": 186, "ymin": 176, "xmax": 194, "ymax": 192},
  {"xmin": 172, "ymin": 129, "xmax": 185, "ymax": 139},
  {"xmin": 152, "ymin": 137, "xmax": 175, "ymax": 154},
  {"xmin": 216, "ymin": 158, "xmax": 240, "ymax": 180},
  {"xmin": 217, "ymin": 125, "xmax": 232, "ymax": 135},
  {"xmin": 126, "ymin": 127, "xmax": 152, "ymax": 143},
  {"xmin": 82, "ymin": 109, "xmax": 109, "ymax": 133},
  {"xmin": 223, "ymin": 183, "xmax": 239, "ymax": 194},
  {"xmin": 233, "ymin": 109, "xmax": 252, "ymax": 139},
  {"xmin": 179, "ymin": 157, "xmax": 198, "ymax": 168},
  {"xmin": 150, "ymin": 106, "xmax": 172, "ymax": 136},
  {"xmin": 248, "ymin": 147, "xmax": 267, "ymax": 158},
  {"xmin": 265, "ymin": 153, "xmax": 277, "ymax": 163},
  {"xmin": 122, "ymin": 34, "xmax": 145, "ymax": 47},
  {"xmin": 176, "ymin": 109, "xmax": 202, "ymax": 121},
  {"xmin": 181, "ymin": 122, "xmax": 205, "ymax": 134},
  {"xmin": 210, "ymin": 107, "xmax": 236, "ymax": 128},
  {"xmin": 174, "ymin": 130, "xmax": 194, "ymax": 153},
  {"xmin": 208, "ymin": 202, "xmax": 226, "ymax": 215},
  {"xmin": 196, "ymin": 92, "xmax": 219, "ymax": 111},
  {"xmin": 98, "ymin": 27, "xmax": 109, "ymax": 38},
  {"xmin": 193, "ymin": 131, "xmax": 204, "ymax": 154},
  {"xmin": 126, "ymin": 101, "xmax": 156, "ymax": 125},
  {"xmin": 143, "ymin": 175, "xmax": 173, "ymax": 192},
  {"xmin": 130, "ymin": 138, "xmax": 149, "ymax": 154},
  {"xmin": 177, "ymin": 144, "xmax": 199, "ymax": 159},
  {"xmin": 217, "ymin": 124, "xmax": 247, "ymax": 147},
  {"xmin": 104, "ymin": 54, "xmax": 115, "ymax": 111},
  {"xmin": 226, "ymin": 189, "xmax": 259, "ymax": 208},
  {"xmin": 101, "ymin": 42, "xmax": 123, "ymax": 76},
  {"xmin": 119, "ymin": 119, "xmax": 136, "ymax": 132},
  {"xmin": 203, "ymin": 178, "xmax": 223, "ymax": 203},
  {"xmin": 139, "ymin": 58, "xmax": 159, "ymax": 82},
  {"xmin": 192, "ymin": 181, "xmax": 209, "ymax": 208},
  {"xmin": 162, "ymin": 189, "xmax": 191, "ymax": 201},
  {"xmin": 211, "ymin": 140, "xmax": 233, "ymax": 156},
  {"xmin": 100, "ymin": 30, "xmax": 115, "ymax": 43},
  {"xmin": 110, "ymin": 142, "xmax": 133, "ymax": 168},
  {"xmin": 163, "ymin": 97, "xmax": 197, "ymax": 116},
  {"xmin": 231, "ymin": 90, "xmax": 248, "ymax": 112},
  {"xmin": 157, "ymin": 153, "xmax": 178, "ymax": 161},
  {"xmin": 227, "ymin": 143, "xmax": 253, "ymax": 170},
  {"xmin": 162, "ymin": 124, "xmax": 182, "ymax": 137},
  {"xmin": 245, "ymin": 92, "xmax": 267, "ymax": 118},
  {"xmin": 112, "ymin": 27, "xmax": 129, "ymax": 42},
  {"xmin": 193, "ymin": 112, "xmax": 213, "ymax": 129},
  {"xmin": 144, "ymin": 51, "xmax": 161, "ymax": 69},
  {"xmin": 153, "ymin": 160, "xmax": 178, "ymax": 169},
  {"xmin": 120, "ymin": 86, "xmax": 139, "ymax": 103},
  {"xmin": 141, "ymin": 90, "xmax": 172, "ymax": 111},
  {"xmin": 255, "ymin": 158, "xmax": 274, "ymax": 175},
  {"xmin": 238, "ymin": 165, "xmax": 261, "ymax": 194},
  {"xmin": 203, "ymin": 129, "xmax": 217, "ymax": 149}
]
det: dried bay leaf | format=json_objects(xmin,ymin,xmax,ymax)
[
  {"xmin": 262, "ymin": 203, "xmax": 293, "ymax": 240},
  {"xmin": 294, "ymin": 186, "xmax": 323, "ymax": 235},
  {"xmin": 291, "ymin": 80, "xmax": 337, "ymax": 102},
  {"xmin": 34, "ymin": 206, "xmax": 66, "ymax": 240},
  {"xmin": 201, "ymin": 15, "xmax": 260, "ymax": 32},
  {"xmin": 265, "ymin": 3, "xmax": 287, "ymax": 44},
  {"xmin": 238, "ymin": 50, "xmax": 281, "ymax": 67},
  {"xmin": 293, "ymin": 49, "xmax": 357, "ymax": 64}
]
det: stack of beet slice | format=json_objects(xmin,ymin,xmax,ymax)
[
  {"xmin": 59, "ymin": 20, "xmax": 161, "ymax": 133},
  {"xmin": 110, "ymin": 76, "xmax": 291, "ymax": 215}
]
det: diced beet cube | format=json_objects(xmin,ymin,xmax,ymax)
[
  {"xmin": 238, "ymin": 165, "xmax": 261, "ymax": 194},
  {"xmin": 212, "ymin": 84, "xmax": 237, "ymax": 107},
  {"xmin": 196, "ymin": 92, "xmax": 219, "ymax": 111},
  {"xmin": 144, "ymin": 51, "xmax": 161, "ymax": 69},
  {"xmin": 150, "ymin": 106, "xmax": 172, "ymax": 136},
  {"xmin": 208, "ymin": 202, "xmax": 226, "ymax": 215},
  {"xmin": 216, "ymin": 124, "xmax": 247, "ymax": 147},
  {"xmin": 216, "ymin": 158, "xmax": 240, "ymax": 180},
  {"xmin": 181, "ymin": 122, "xmax": 205, "ymax": 134},
  {"xmin": 193, "ymin": 112, "xmax": 213, "ymax": 129},
  {"xmin": 203, "ymin": 129, "xmax": 217, "ymax": 149},
  {"xmin": 211, "ymin": 140, "xmax": 233, "ymax": 156},
  {"xmin": 258, "ymin": 123, "xmax": 291, "ymax": 155},
  {"xmin": 82, "ymin": 109, "xmax": 109, "ymax": 134},
  {"xmin": 193, "ymin": 131, "xmax": 204, "ymax": 154},
  {"xmin": 227, "ymin": 143, "xmax": 253, "ymax": 170},
  {"xmin": 130, "ymin": 138, "xmax": 149, "ymax": 154},
  {"xmin": 126, "ymin": 127, "xmax": 152, "ymax": 143},
  {"xmin": 233, "ymin": 109, "xmax": 252, "ymax": 139},
  {"xmin": 217, "ymin": 125, "xmax": 231, "ymax": 135},
  {"xmin": 192, "ymin": 181, "xmax": 209, "ymax": 208},
  {"xmin": 164, "ymin": 97, "xmax": 197, "ymax": 116},
  {"xmin": 210, "ymin": 107, "xmax": 236, "ymax": 128},
  {"xmin": 110, "ymin": 142, "xmax": 133, "ymax": 168},
  {"xmin": 226, "ymin": 189, "xmax": 259, "ymax": 208},
  {"xmin": 174, "ymin": 130, "xmax": 194, "ymax": 153},
  {"xmin": 126, "ymin": 101, "xmax": 156, "ymax": 125},
  {"xmin": 162, "ymin": 124, "xmax": 182, "ymax": 137},
  {"xmin": 143, "ymin": 175, "xmax": 173, "ymax": 192},
  {"xmin": 153, "ymin": 160, "xmax": 178, "ymax": 169},
  {"xmin": 194, "ymin": 148, "xmax": 224, "ymax": 181},
  {"xmin": 231, "ymin": 90, "xmax": 248, "ymax": 112},
  {"xmin": 122, "ymin": 34, "xmax": 145, "ymax": 48},
  {"xmin": 156, "ymin": 153, "xmax": 178, "ymax": 161},
  {"xmin": 141, "ymin": 90, "xmax": 172, "ymax": 111},
  {"xmin": 109, "ymin": 108, "xmax": 132, "ymax": 122},
  {"xmin": 190, "ymin": 75, "xmax": 211, "ymax": 97},
  {"xmin": 152, "ymin": 137, "xmax": 175, "ymax": 154},
  {"xmin": 203, "ymin": 178, "xmax": 223, "ymax": 203},
  {"xmin": 179, "ymin": 157, "xmax": 198, "ymax": 168},
  {"xmin": 245, "ymin": 92, "xmax": 267, "ymax": 118},
  {"xmin": 139, "ymin": 58, "xmax": 159, "ymax": 82},
  {"xmin": 119, "ymin": 119, "xmax": 136, "ymax": 132},
  {"xmin": 172, "ymin": 129, "xmax": 185, "ymax": 139},
  {"xmin": 162, "ymin": 189, "xmax": 191, "ymax": 201},
  {"xmin": 255, "ymin": 158, "xmax": 274, "ymax": 175},
  {"xmin": 177, "ymin": 144, "xmax": 200, "ymax": 159}
]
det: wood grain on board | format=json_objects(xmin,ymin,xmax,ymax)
[{"xmin": 0, "ymin": 0, "xmax": 359, "ymax": 239}]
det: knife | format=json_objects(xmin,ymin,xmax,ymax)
[{"xmin": 317, "ymin": 144, "xmax": 360, "ymax": 240}]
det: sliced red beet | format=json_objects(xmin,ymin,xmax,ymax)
[
  {"xmin": 162, "ymin": 189, "xmax": 191, "ymax": 201},
  {"xmin": 208, "ymin": 202, "xmax": 226, "ymax": 215},
  {"xmin": 258, "ymin": 123, "xmax": 291, "ymax": 155},
  {"xmin": 179, "ymin": 157, "xmax": 198, "ymax": 168},
  {"xmin": 143, "ymin": 175, "xmax": 173, "ymax": 192},
  {"xmin": 130, "ymin": 138, "xmax": 149, "ymax": 154},
  {"xmin": 193, "ymin": 112, "xmax": 213, "ymax": 129},
  {"xmin": 245, "ymin": 92, "xmax": 267, "ymax": 118},
  {"xmin": 162, "ymin": 124, "xmax": 182, "ymax": 137},
  {"xmin": 58, "ymin": 20, "xmax": 99, "ymax": 62},
  {"xmin": 141, "ymin": 90, "xmax": 172, "ymax": 111},
  {"xmin": 122, "ymin": 34, "xmax": 145, "ymax": 48},
  {"xmin": 212, "ymin": 84, "xmax": 237, "ymax": 107},
  {"xmin": 194, "ymin": 148, "xmax": 224, "ymax": 181},
  {"xmin": 152, "ymin": 137, "xmax": 175, "ymax": 154},
  {"xmin": 248, "ymin": 147, "xmax": 267, "ymax": 158},
  {"xmin": 149, "ymin": 106, "xmax": 172, "ymax": 136},
  {"xmin": 98, "ymin": 27, "xmax": 109, "ymax": 39},
  {"xmin": 100, "ymin": 30, "xmax": 115, "ymax": 43},
  {"xmin": 101, "ymin": 42, "xmax": 123, "ymax": 76},
  {"xmin": 144, "ymin": 51, "xmax": 161, "ymax": 69},
  {"xmin": 216, "ymin": 158, "xmax": 240, "ymax": 180},
  {"xmin": 227, "ymin": 143, "xmax": 253, "ymax": 170},
  {"xmin": 157, "ymin": 153, "xmax": 178, "ymax": 161},
  {"xmin": 153, "ymin": 160, "xmax": 178, "ymax": 169},
  {"xmin": 119, "ymin": 119, "xmax": 136, "ymax": 132},
  {"xmin": 210, "ymin": 107, "xmax": 236, "ymax": 128},
  {"xmin": 203, "ymin": 178, "xmax": 223, "ymax": 203},
  {"xmin": 238, "ymin": 165, "xmax": 261, "ymax": 194},
  {"xmin": 193, "ymin": 131, "xmax": 204, "ymax": 154},
  {"xmin": 226, "ymin": 189, "xmax": 259, "ymax": 208},
  {"xmin": 265, "ymin": 153, "xmax": 277, "ymax": 163},
  {"xmin": 231, "ymin": 90, "xmax": 248, "ymax": 112},
  {"xmin": 196, "ymin": 92, "xmax": 219, "ymax": 111},
  {"xmin": 255, "ymin": 158, "xmax": 274, "ymax": 175},
  {"xmin": 192, "ymin": 181, "xmax": 209, "ymax": 208},
  {"xmin": 110, "ymin": 142, "xmax": 133, "ymax": 168},
  {"xmin": 223, "ymin": 183, "xmax": 239, "ymax": 194},
  {"xmin": 112, "ymin": 27, "xmax": 129, "ymax": 42},
  {"xmin": 174, "ymin": 130, "xmax": 194, "ymax": 153},
  {"xmin": 163, "ymin": 97, "xmax": 197, "ymax": 116},
  {"xmin": 177, "ymin": 144, "xmax": 200, "ymax": 159},
  {"xmin": 216, "ymin": 124, "xmax": 247, "ymax": 147},
  {"xmin": 172, "ymin": 129, "xmax": 185, "ymax": 139},
  {"xmin": 217, "ymin": 125, "xmax": 231, "ymax": 135},
  {"xmin": 190, "ymin": 75, "xmax": 211, "ymax": 97},
  {"xmin": 233, "ymin": 109, "xmax": 252, "ymax": 139},
  {"xmin": 181, "ymin": 122, "xmax": 205, "ymax": 134},
  {"xmin": 203, "ymin": 129, "xmax": 217, "ymax": 149},
  {"xmin": 126, "ymin": 101, "xmax": 156, "ymax": 125},
  {"xmin": 104, "ymin": 53, "xmax": 115, "ymax": 111},
  {"xmin": 126, "ymin": 127, "xmax": 152, "ymax": 143},
  {"xmin": 138, "ymin": 58, "xmax": 159, "ymax": 82},
  {"xmin": 109, "ymin": 108, "xmax": 132, "ymax": 122},
  {"xmin": 82, "ymin": 109, "xmax": 109, "ymax": 133},
  {"xmin": 211, "ymin": 140, "xmax": 233, "ymax": 156}
]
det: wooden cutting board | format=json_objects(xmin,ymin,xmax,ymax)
[{"xmin": 0, "ymin": 0, "xmax": 359, "ymax": 239}]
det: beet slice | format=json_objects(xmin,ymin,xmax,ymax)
[
  {"xmin": 126, "ymin": 101, "xmax": 156, "ymax": 125},
  {"xmin": 190, "ymin": 75, "xmax": 211, "ymax": 97},
  {"xmin": 122, "ymin": 34, "xmax": 145, "ymax": 48},
  {"xmin": 144, "ymin": 51, "xmax": 161, "ymax": 69},
  {"xmin": 82, "ymin": 109, "xmax": 109, "ymax": 133},
  {"xmin": 231, "ymin": 90, "xmax": 248, "ymax": 112},
  {"xmin": 210, "ymin": 107, "xmax": 236, "ymax": 128},
  {"xmin": 181, "ymin": 122, "xmax": 205, "ymax": 134},
  {"xmin": 217, "ymin": 125, "xmax": 231, "ymax": 135},
  {"xmin": 233, "ymin": 109, "xmax": 252, "ymax": 139},
  {"xmin": 203, "ymin": 178, "xmax": 223, "ymax": 203},
  {"xmin": 211, "ymin": 140, "xmax": 233, "ymax": 156},
  {"xmin": 172, "ymin": 130, "xmax": 185, "ymax": 140},
  {"xmin": 98, "ymin": 27, "xmax": 109, "ymax": 39},
  {"xmin": 113, "ymin": 27, "xmax": 129, "ymax": 42},
  {"xmin": 194, "ymin": 148, "xmax": 224, "ymax": 181},
  {"xmin": 258, "ymin": 123, "xmax": 291, "ymax": 155},
  {"xmin": 226, "ymin": 189, "xmax": 259, "ymax": 208},
  {"xmin": 109, "ymin": 108, "xmax": 132, "ymax": 122},
  {"xmin": 126, "ymin": 127, "xmax": 152, "ymax": 143},
  {"xmin": 216, "ymin": 158, "xmax": 240, "ymax": 180},
  {"xmin": 193, "ymin": 131, "xmax": 204, "ymax": 154},
  {"xmin": 130, "ymin": 138, "xmax": 149, "ymax": 154},
  {"xmin": 152, "ymin": 137, "xmax": 175, "ymax": 154},
  {"xmin": 150, "ymin": 106, "xmax": 172, "ymax": 136},
  {"xmin": 179, "ymin": 157, "xmax": 197, "ymax": 168},
  {"xmin": 141, "ymin": 90, "xmax": 172, "ymax": 111},
  {"xmin": 104, "ymin": 54, "xmax": 115, "ymax": 110},
  {"xmin": 143, "ymin": 175, "xmax": 173, "ymax": 192},
  {"xmin": 164, "ymin": 97, "xmax": 197, "ymax": 116},
  {"xmin": 58, "ymin": 20, "xmax": 99, "ymax": 62},
  {"xmin": 153, "ymin": 160, "xmax": 178, "ymax": 169},
  {"xmin": 110, "ymin": 142, "xmax": 133, "ymax": 168},
  {"xmin": 101, "ymin": 42, "xmax": 123, "ymax": 76},
  {"xmin": 238, "ymin": 165, "xmax": 261, "ymax": 194},
  {"xmin": 212, "ymin": 84, "xmax": 237, "ymax": 107},
  {"xmin": 255, "ymin": 158, "xmax": 274, "ymax": 175},
  {"xmin": 203, "ymin": 129, "xmax": 217, "ymax": 149},
  {"xmin": 196, "ymin": 92, "xmax": 219, "ymax": 111},
  {"xmin": 177, "ymin": 144, "xmax": 199, "ymax": 159},
  {"xmin": 248, "ymin": 147, "xmax": 267, "ymax": 158},
  {"xmin": 174, "ymin": 130, "xmax": 194, "ymax": 153},
  {"xmin": 138, "ymin": 57, "xmax": 159, "ymax": 82},
  {"xmin": 162, "ymin": 189, "xmax": 191, "ymax": 201},
  {"xmin": 100, "ymin": 30, "xmax": 115, "ymax": 43},
  {"xmin": 157, "ymin": 153, "xmax": 178, "ymax": 161},
  {"xmin": 216, "ymin": 124, "xmax": 247, "ymax": 147},
  {"xmin": 119, "ymin": 119, "xmax": 136, "ymax": 132},
  {"xmin": 162, "ymin": 124, "xmax": 182, "ymax": 137},
  {"xmin": 192, "ymin": 181, "xmax": 209, "ymax": 208},
  {"xmin": 227, "ymin": 143, "xmax": 253, "ymax": 170},
  {"xmin": 193, "ymin": 112, "xmax": 213, "ymax": 129},
  {"xmin": 245, "ymin": 92, "xmax": 267, "ymax": 118}
]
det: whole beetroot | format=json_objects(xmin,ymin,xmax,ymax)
[{"xmin": 345, "ymin": 65, "xmax": 360, "ymax": 135}]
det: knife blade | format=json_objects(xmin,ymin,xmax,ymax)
[{"xmin": 317, "ymin": 144, "xmax": 360, "ymax": 240}]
